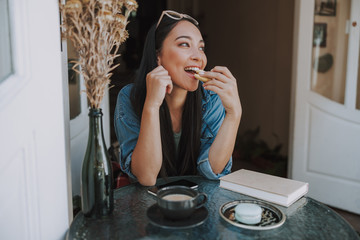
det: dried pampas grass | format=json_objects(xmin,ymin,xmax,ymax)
[{"xmin": 59, "ymin": 0, "xmax": 138, "ymax": 108}]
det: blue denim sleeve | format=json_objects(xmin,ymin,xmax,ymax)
[
  {"xmin": 197, "ymin": 91, "xmax": 232, "ymax": 179},
  {"xmin": 114, "ymin": 84, "xmax": 138, "ymax": 180}
]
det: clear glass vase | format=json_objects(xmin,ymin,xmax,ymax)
[{"xmin": 81, "ymin": 108, "xmax": 113, "ymax": 218}]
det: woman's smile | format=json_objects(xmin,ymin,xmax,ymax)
[{"xmin": 184, "ymin": 66, "xmax": 202, "ymax": 79}]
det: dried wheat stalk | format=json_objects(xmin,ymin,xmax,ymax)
[{"xmin": 59, "ymin": 0, "xmax": 138, "ymax": 108}]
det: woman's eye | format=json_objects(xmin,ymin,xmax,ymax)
[
  {"xmin": 179, "ymin": 42, "xmax": 190, "ymax": 47},
  {"xmin": 199, "ymin": 46, "xmax": 205, "ymax": 51}
]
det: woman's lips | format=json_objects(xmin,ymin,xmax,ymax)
[
  {"xmin": 184, "ymin": 66, "xmax": 202, "ymax": 80},
  {"xmin": 185, "ymin": 71, "xmax": 197, "ymax": 79}
]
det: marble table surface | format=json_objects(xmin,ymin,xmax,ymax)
[{"xmin": 67, "ymin": 176, "xmax": 360, "ymax": 240}]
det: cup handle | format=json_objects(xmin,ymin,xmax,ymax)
[{"xmin": 195, "ymin": 193, "xmax": 207, "ymax": 209}]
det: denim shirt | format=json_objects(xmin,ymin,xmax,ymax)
[{"xmin": 114, "ymin": 83, "xmax": 232, "ymax": 181}]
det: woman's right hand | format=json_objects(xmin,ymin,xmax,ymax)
[
  {"xmin": 145, "ymin": 66, "xmax": 173, "ymax": 109},
  {"xmin": 133, "ymin": 66, "xmax": 172, "ymax": 185}
]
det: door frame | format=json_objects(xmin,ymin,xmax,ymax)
[{"xmin": 61, "ymin": 39, "xmax": 74, "ymax": 223}]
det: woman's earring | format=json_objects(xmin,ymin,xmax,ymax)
[{"xmin": 157, "ymin": 57, "xmax": 161, "ymax": 66}]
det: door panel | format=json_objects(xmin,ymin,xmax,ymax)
[
  {"xmin": 308, "ymin": 105, "xmax": 360, "ymax": 181},
  {"xmin": 1, "ymin": 136, "xmax": 40, "ymax": 240}
]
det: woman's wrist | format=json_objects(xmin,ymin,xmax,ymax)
[
  {"xmin": 225, "ymin": 108, "xmax": 242, "ymax": 123},
  {"xmin": 143, "ymin": 99, "xmax": 161, "ymax": 113}
]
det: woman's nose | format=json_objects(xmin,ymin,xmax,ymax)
[{"xmin": 190, "ymin": 48, "xmax": 203, "ymax": 62}]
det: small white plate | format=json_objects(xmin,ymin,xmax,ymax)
[{"xmin": 219, "ymin": 200, "xmax": 286, "ymax": 230}]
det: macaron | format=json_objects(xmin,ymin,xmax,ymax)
[{"xmin": 234, "ymin": 203, "xmax": 262, "ymax": 225}]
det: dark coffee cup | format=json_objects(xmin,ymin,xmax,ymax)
[{"xmin": 156, "ymin": 186, "xmax": 207, "ymax": 220}]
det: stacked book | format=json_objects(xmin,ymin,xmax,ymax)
[{"xmin": 220, "ymin": 169, "xmax": 309, "ymax": 207}]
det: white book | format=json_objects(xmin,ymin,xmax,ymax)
[{"xmin": 220, "ymin": 169, "xmax": 309, "ymax": 207}]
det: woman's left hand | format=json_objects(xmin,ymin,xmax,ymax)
[{"xmin": 202, "ymin": 66, "xmax": 242, "ymax": 119}]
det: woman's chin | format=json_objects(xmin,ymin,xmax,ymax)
[
  {"xmin": 187, "ymin": 82, "xmax": 199, "ymax": 92},
  {"xmin": 188, "ymin": 87, "xmax": 198, "ymax": 92},
  {"xmin": 173, "ymin": 81, "xmax": 199, "ymax": 92}
]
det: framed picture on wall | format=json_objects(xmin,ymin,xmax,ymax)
[
  {"xmin": 315, "ymin": 0, "xmax": 336, "ymax": 16},
  {"xmin": 313, "ymin": 23, "xmax": 327, "ymax": 47}
]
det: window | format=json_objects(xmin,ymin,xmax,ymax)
[{"xmin": 311, "ymin": 0, "xmax": 351, "ymax": 104}]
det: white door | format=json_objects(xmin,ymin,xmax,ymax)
[
  {"xmin": 62, "ymin": 40, "xmax": 111, "ymax": 197},
  {"xmin": 0, "ymin": 0, "xmax": 70, "ymax": 239},
  {"xmin": 290, "ymin": 0, "xmax": 360, "ymax": 214}
]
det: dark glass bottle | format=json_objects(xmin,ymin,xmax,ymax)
[{"xmin": 81, "ymin": 108, "xmax": 113, "ymax": 218}]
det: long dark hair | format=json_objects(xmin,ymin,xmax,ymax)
[{"xmin": 131, "ymin": 16, "xmax": 202, "ymax": 178}]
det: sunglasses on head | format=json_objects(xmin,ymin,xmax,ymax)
[{"xmin": 156, "ymin": 10, "xmax": 199, "ymax": 28}]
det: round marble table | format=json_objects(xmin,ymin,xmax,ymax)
[{"xmin": 66, "ymin": 176, "xmax": 359, "ymax": 240}]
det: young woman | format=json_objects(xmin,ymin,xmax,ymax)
[{"xmin": 114, "ymin": 10, "xmax": 242, "ymax": 186}]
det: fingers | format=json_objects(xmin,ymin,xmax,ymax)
[
  {"xmin": 152, "ymin": 66, "xmax": 173, "ymax": 93},
  {"xmin": 200, "ymin": 67, "xmax": 236, "ymax": 91},
  {"xmin": 147, "ymin": 66, "xmax": 171, "ymax": 85},
  {"xmin": 201, "ymin": 66, "xmax": 238, "ymax": 100},
  {"xmin": 166, "ymin": 83, "xmax": 173, "ymax": 94},
  {"xmin": 204, "ymin": 80, "xmax": 227, "ymax": 91},
  {"xmin": 202, "ymin": 67, "xmax": 241, "ymax": 117},
  {"xmin": 211, "ymin": 66, "xmax": 235, "ymax": 79},
  {"xmin": 148, "ymin": 66, "xmax": 169, "ymax": 79},
  {"xmin": 199, "ymin": 71, "xmax": 226, "ymax": 84},
  {"xmin": 145, "ymin": 66, "xmax": 174, "ymax": 108},
  {"xmin": 199, "ymin": 66, "xmax": 235, "ymax": 85}
]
